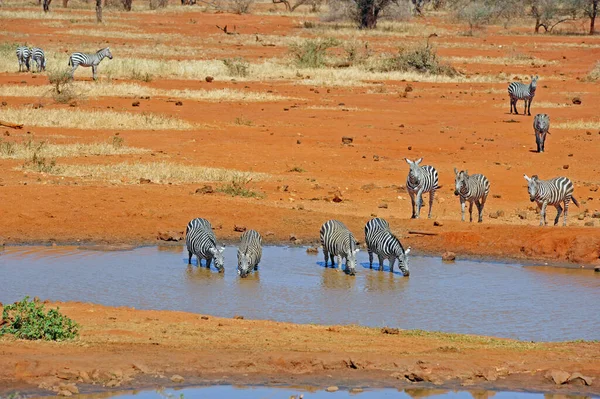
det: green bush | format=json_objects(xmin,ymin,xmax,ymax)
[
  {"xmin": 0, "ymin": 297, "xmax": 79, "ymax": 341},
  {"xmin": 217, "ymin": 177, "xmax": 263, "ymax": 198},
  {"xmin": 289, "ymin": 38, "xmax": 340, "ymax": 68},
  {"xmin": 377, "ymin": 45, "xmax": 458, "ymax": 76}
]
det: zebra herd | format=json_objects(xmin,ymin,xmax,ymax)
[
  {"xmin": 15, "ymin": 45, "xmax": 113, "ymax": 80},
  {"xmin": 186, "ymin": 217, "xmax": 410, "ymax": 278}
]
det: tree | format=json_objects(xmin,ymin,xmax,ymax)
[
  {"xmin": 122, "ymin": 0, "xmax": 132, "ymax": 10},
  {"xmin": 43, "ymin": 0, "xmax": 52, "ymax": 12},
  {"xmin": 526, "ymin": 0, "xmax": 579, "ymax": 32},
  {"xmin": 96, "ymin": 0, "xmax": 102, "ymax": 22}
]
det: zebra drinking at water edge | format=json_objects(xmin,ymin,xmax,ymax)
[
  {"xmin": 186, "ymin": 217, "xmax": 225, "ymax": 272},
  {"xmin": 364, "ymin": 218, "xmax": 410, "ymax": 276},
  {"xmin": 508, "ymin": 75, "xmax": 538, "ymax": 116},
  {"xmin": 237, "ymin": 230, "xmax": 262, "ymax": 278},
  {"xmin": 454, "ymin": 169, "xmax": 490, "ymax": 223},
  {"xmin": 16, "ymin": 46, "xmax": 31, "ymax": 72},
  {"xmin": 405, "ymin": 157, "xmax": 440, "ymax": 219},
  {"xmin": 523, "ymin": 175, "xmax": 579, "ymax": 226},
  {"xmin": 320, "ymin": 220, "xmax": 359, "ymax": 276},
  {"xmin": 68, "ymin": 47, "xmax": 113, "ymax": 80},
  {"xmin": 30, "ymin": 47, "xmax": 46, "ymax": 72},
  {"xmin": 533, "ymin": 114, "xmax": 550, "ymax": 153}
]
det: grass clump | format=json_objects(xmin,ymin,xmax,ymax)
[
  {"xmin": 228, "ymin": 0, "xmax": 254, "ymax": 14},
  {"xmin": 217, "ymin": 177, "xmax": 263, "ymax": 198},
  {"xmin": 375, "ymin": 45, "xmax": 458, "ymax": 76},
  {"xmin": 48, "ymin": 69, "xmax": 78, "ymax": 104},
  {"xmin": 288, "ymin": 166, "xmax": 305, "ymax": 172},
  {"xmin": 234, "ymin": 116, "xmax": 253, "ymax": 126},
  {"xmin": 130, "ymin": 69, "xmax": 153, "ymax": 82},
  {"xmin": 586, "ymin": 62, "xmax": 600, "ymax": 81},
  {"xmin": 289, "ymin": 38, "xmax": 340, "ymax": 68},
  {"xmin": 0, "ymin": 297, "xmax": 79, "ymax": 341},
  {"xmin": 222, "ymin": 58, "xmax": 250, "ymax": 77}
]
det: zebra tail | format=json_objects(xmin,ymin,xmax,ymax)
[
  {"xmin": 571, "ymin": 196, "xmax": 580, "ymax": 208},
  {"xmin": 68, "ymin": 57, "xmax": 72, "ymax": 67},
  {"xmin": 435, "ymin": 185, "xmax": 443, "ymax": 190}
]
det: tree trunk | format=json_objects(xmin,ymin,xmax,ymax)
[
  {"xmin": 590, "ymin": 0, "xmax": 598, "ymax": 35},
  {"xmin": 357, "ymin": 0, "xmax": 378, "ymax": 29},
  {"xmin": 122, "ymin": 0, "xmax": 132, "ymax": 11},
  {"xmin": 96, "ymin": 0, "xmax": 102, "ymax": 22},
  {"xmin": 43, "ymin": 0, "xmax": 51, "ymax": 12},
  {"xmin": 62, "ymin": 0, "xmax": 68, "ymax": 7}
]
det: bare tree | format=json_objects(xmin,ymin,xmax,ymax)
[
  {"xmin": 122, "ymin": 0, "xmax": 132, "ymax": 10},
  {"xmin": 96, "ymin": 0, "xmax": 102, "ymax": 21},
  {"xmin": 526, "ymin": 0, "xmax": 579, "ymax": 32},
  {"xmin": 43, "ymin": 0, "xmax": 52, "ymax": 12}
]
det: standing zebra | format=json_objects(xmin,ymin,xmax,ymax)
[
  {"xmin": 30, "ymin": 47, "xmax": 46, "ymax": 72},
  {"xmin": 454, "ymin": 169, "xmax": 490, "ymax": 223},
  {"xmin": 533, "ymin": 113, "xmax": 550, "ymax": 153},
  {"xmin": 320, "ymin": 220, "xmax": 359, "ymax": 276},
  {"xmin": 405, "ymin": 157, "xmax": 440, "ymax": 219},
  {"xmin": 508, "ymin": 75, "xmax": 539, "ymax": 116},
  {"xmin": 68, "ymin": 47, "xmax": 113, "ymax": 80},
  {"xmin": 523, "ymin": 175, "xmax": 579, "ymax": 226},
  {"xmin": 16, "ymin": 46, "xmax": 31, "ymax": 72},
  {"xmin": 364, "ymin": 218, "xmax": 410, "ymax": 276},
  {"xmin": 185, "ymin": 217, "xmax": 225, "ymax": 272},
  {"xmin": 237, "ymin": 230, "xmax": 262, "ymax": 278}
]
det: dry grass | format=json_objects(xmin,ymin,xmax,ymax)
[
  {"xmin": 586, "ymin": 62, "xmax": 600, "ymax": 81},
  {"xmin": 554, "ymin": 120, "xmax": 600, "ymax": 130},
  {"xmin": 443, "ymin": 55, "xmax": 554, "ymax": 66},
  {"xmin": 493, "ymin": 101, "xmax": 573, "ymax": 109},
  {"xmin": 0, "ymin": 139, "xmax": 147, "ymax": 160},
  {"xmin": 22, "ymin": 161, "xmax": 267, "ymax": 184},
  {"xmin": 0, "ymin": 107, "xmax": 195, "ymax": 130},
  {"xmin": 303, "ymin": 21, "xmax": 448, "ymax": 38}
]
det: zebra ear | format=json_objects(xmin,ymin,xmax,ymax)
[
  {"xmin": 405, "ymin": 247, "xmax": 411, "ymax": 255},
  {"xmin": 219, "ymin": 246, "xmax": 225, "ymax": 253},
  {"xmin": 353, "ymin": 248, "xmax": 360, "ymax": 254},
  {"xmin": 524, "ymin": 174, "xmax": 531, "ymax": 182},
  {"xmin": 454, "ymin": 167, "xmax": 458, "ymax": 175},
  {"xmin": 404, "ymin": 158, "xmax": 412, "ymax": 165},
  {"xmin": 415, "ymin": 157, "xmax": 423, "ymax": 164},
  {"xmin": 465, "ymin": 169, "xmax": 468, "ymax": 176}
]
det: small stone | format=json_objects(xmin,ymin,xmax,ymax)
[
  {"xmin": 289, "ymin": 234, "xmax": 298, "ymax": 241},
  {"xmin": 61, "ymin": 383, "xmax": 78, "ymax": 394},
  {"xmin": 105, "ymin": 379, "xmax": 121, "ymax": 388},
  {"xmin": 517, "ymin": 211, "xmax": 527, "ymax": 220},
  {"xmin": 342, "ymin": 136, "xmax": 353, "ymax": 144},
  {"xmin": 170, "ymin": 375, "xmax": 185, "ymax": 383},
  {"xmin": 175, "ymin": 101, "xmax": 183, "ymax": 106},
  {"xmin": 332, "ymin": 192, "xmax": 343, "ymax": 203},
  {"xmin": 572, "ymin": 97, "xmax": 582, "ymax": 105},
  {"xmin": 381, "ymin": 327, "xmax": 400, "ymax": 334},
  {"xmin": 233, "ymin": 315, "xmax": 244, "ymax": 319},
  {"xmin": 195, "ymin": 185, "xmax": 214, "ymax": 194},
  {"xmin": 591, "ymin": 211, "xmax": 600, "ymax": 218},
  {"xmin": 234, "ymin": 225, "xmax": 246, "ymax": 232},
  {"xmin": 306, "ymin": 246, "xmax": 319, "ymax": 254},
  {"xmin": 205, "ymin": 76, "xmax": 214, "ymax": 82},
  {"xmin": 131, "ymin": 363, "xmax": 150, "ymax": 374},
  {"xmin": 568, "ymin": 372, "xmax": 593, "ymax": 386},
  {"xmin": 132, "ymin": 101, "xmax": 140, "ymax": 107},
  {"xmin": 378, "ymin": 203, "xmax": 388, "ymax": 209},
  {"xmin": 547, "ymin": 370, "xmax": 570, "ymax": 385},
  {"xmin": 404, "ymin": 84, "xmax": 413, "ymax": 92},
  {"xmin": 139, "ymin": 178, "xmax": 151, "ymax": 184},
  {"xmin": 78, "ymin": 371, "xmax": 92, "ymax": 383},
  {"xmin": 578, "ymin": 214, "xmax": 586, "ymax": 221},
  {"xmin": 407, "ymin": 146, "xmax": 412, "ymax": 150},
  {"xmin": 157, "ymin": 231, "xmax": 184, "ymax": 242},
  {"xmin": 373, "ymin": 155, "xmax": 380, "ymax": 161},
  {"xmin": 1, "ymin": 101, "xmax": 7, "ymax": 106},
  {"xmin": 325, "ymin": 386, "xmax": 339, "ymax": 392},
  {"xmin": 297, "ymin": 140, "xmax": 301, "ymax": 144},
  {"xmin": 201, "ymin": 316, "xmax": 209, "ymax": 320},
  {"xmin": 57, "ymin": 390, "xmax": 73, "ymax": 397},
  {"xmin": 433, "ymin": 221, "xmax": 443, "ymax": 227},
  {"xmin": 442, "ymin": 251, "xmax": 456, "ymax": 262},
  {"xmin": 595, "ymin": 267, "xmax": 600, "ymax": 273},
  {"xmin": 563, "ymin": 164, "xmax": 569, "ymax": 169},
  {"xmin": 350, "ymin": 388, "xmax": 363, "ymax": 393}
]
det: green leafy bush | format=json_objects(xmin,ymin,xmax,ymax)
[
  {"xmin": 289, "ymin": 38, "xmax": 340, "ymax": 68},
  {"xmin": 0, "ymin": 297, "xmax": 79, "ymax": 341},
  {"xmin": 376, "ymin": 45, "xmax": 458, "ymax": 76}
]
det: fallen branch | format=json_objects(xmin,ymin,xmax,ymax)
[
  {"xmin": 408, "ymin": 230, "xmax": 438, "ymax": 236},
  {"xmin": 216, "ymin": 24, "xmax": 239, "ymax": 35},
  {"xmin": 0, "ymin": 120, "xmax": 23, "ymax": 129}
]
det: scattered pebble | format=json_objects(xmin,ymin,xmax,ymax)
[{"xmin": 325, "ymin": 386, "xmax": 339, "ymax": 392}]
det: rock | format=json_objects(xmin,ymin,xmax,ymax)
[
  {"xmin": 489, "ymin": 212, "xmax": 499, "ymax": 219},
  {"xmin": 139, "ymin": 178, "xmax": 151, "ymax": 184},
  {"xmin": 60, "ymin": 383, "xmax": 78, "ymax": 394},
  {"xmin": 325, "ymin": 386, "xmax": 339, "ymax": 392},
  {"xmin": 131, "ymin": 363, "xmax": 150, "ymax": 374},
  {"xmin": 1, "ymin": 101, "xmax": 6, "ymax": 106},
  {"xmin": 572, "ymin": 97, "xmax": 582, "ymax": 105},
  {"xmin": 157, "ymin": 231, "xmax": 184, "ymax": 242},
  {"xmin": 433, "ymin": 221, "xmax": 443, "ymax": 227},
  {"xmin": 578, "ymin": 214, "xmax": 585, "ymax": 220},
  {"xmin": 234, "ymin": 225, "xmax": 246, "ymax": 232},
  {"xmin": 105, "ymin": 379, "xmax": 121, "ymax": 388},
  {"xmin": 79, "ymin": 371, "xmax": 92, "ymax": 383},
  {"xmin": 132, "ymin": 101, "xmax": 140, "ymax": 107},
  {"xmin": 568, "ymin": 372, "xmax": 593, "ymax": 386},
  {"xmin": 585, "ymin": 221, "xmax": 594, "ymax": 226},
  {"xmin": 342, "ymin": 136, "xmax": 354, "ymax": 145},
  {"xmin": 592, "ymin": 211, "xmax": 600, "ymax": 218},
  {"xmin": 265, "ymin": 231, "xmax": 275, "ymax": 236},
  {"xmin": 442, "ymin": 251, "xmax": 456, "ymax": 262},
  {"xmin": 546, "ymin": 370, "xmax": 570, "ymax": 385},
  {"xmin": 91, "ymin": 369, "xmax": 100, "ymax": 381},
  {"xmin": 332, "ymin": 192, "xmax": 343, "ymax": 203},
  {"xmin": 57, "ymin": 390, "xmax": 73, "ymax": 397},
  {"xmin": 200, "ymin": 315, "xmax": 209, "ymax": 320},
  {"xmin": 57, "ymin": 370, "xmax": 78, "ymax": 380},
  {"xmin": 205, "ymin": 76, "xmax": 214, "ymax": 83},
  {"xmin": 595, "ymin": 266, "xmax": 600, "ymax": 273},
  {"xmin": 405, "ymin": 84, "xmax": 413, "ymax": 92},
  {"xmin": 289, "ymin": 234, "xmax": 298, "ymax": 242},
  {"xmin": 373, "ymin": 155, "xmax": 380, "ymax": 161},
  {"xmin": 195, "ymin": 185, "xmax": 214, "ymax": 194},
  {"xmin": 175, "ymin": 101, "xmax": 183, "ymax": 106},
  {"xmin": 378, "ymin": 203, "xmax": 388, "ymax": 209},
  {"xmin": 381, "ymin": 327, "xmax": 400, "ymax": 334},
  {"xmin": 296, "ymin": 204, "xmax": 304, "ymax": 211},
  {"xmin": 517, "ymin": 211, "xmax": 527, "ymax": 220},
  {"xmin": 306, "ymin": 246, "xmax": 319, "ymax": 254},
  {"xmin": 407, "ymin": 146, "xmax": 412, "ymax": 150},
  {"xmin": 170, "ymin": 375, "xmax": 185, "ymax": 383},
  {"xmin": 361, "ymin": 183, "xmax": 377, "ymax": 191},
  {"xmin": 350, "ymin": 388, "xmax": 363, "ymax": 393},
  {"xmin": 234, "ymin": 315, "xmax": 244, "ymax": 319},
  {"xmin": 563, "ymin": 164, "xmax": 569, "ymax": 169},
  {"xmin": 297, "ymin": 139, "xmax": 301, "ymax": 144}
]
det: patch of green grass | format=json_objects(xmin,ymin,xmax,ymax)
[
  {"xmin": 217, "ymin": 177, "xmax": 263, "ymax": 198},
  {"xmin": 401, "ymin": 329, "xmax": 540, "ymax": 350},
  {"xmin": 289, "ymin": 38, "xmax": 341, "ymax": 68},
  {"xmin": 0, "ymin": 296, "xmax": 79, "ymax": 341}
]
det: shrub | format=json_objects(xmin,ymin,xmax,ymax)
[
  {"xmin": 24, "ymin": 151, "xmax": 59, "ymax": 173},
  {"xmin": 322, "ymin": 0, "xmax": 412, "ymax": 28},
  {"xmin": 228, "ymin": 0, "xmax": 253, "ymax": 13},
  {"xmin": 0, "ymin": 297, "xmax": 79, "ymax": 341},
  {"xmin": 289, "ymin": 38, "xmax": 340, "ymax": 68},
  {"xmin": 454, "ymin": 1, "xmax": 496, "ymax": 33},
  {"xmin": 149, "ymin": 0, "xmax": 168, "ymax": 9},
  {"xmin": 112, "ymin": 133, "xmax": 124, "ymax": 148},
  {"xmin": 48, "ymin": 69, "xmax": 78, "ymax": 104},
  {"xmin": 222, "ymin": 58, "xmax": 250, "ymax": 77},
  {"xmin": 130, "ymin": 69, "xmax": 153, "ymax": 82},
  {"xmin": 217, "ymin": 177, "xmax": 263, "ymax": 198},
  {"xmin": 376, "ymin": 44, "xmax": 458, "ymax": 76},
  {"xmin": 586, "ymin": 62, "xmax": 600, "ymax": 81}
]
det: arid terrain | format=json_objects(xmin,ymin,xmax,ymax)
[{"xmin": 1, "ymin": 0, "xmax": 600, "ymax": 396}]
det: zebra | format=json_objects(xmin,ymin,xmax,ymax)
[
  {"xmin": 16, "ymin": 46, "xmax": 31, "ymax": 72},
  {"xmin": 237, "ymin": 229, "xmax": 262, "ymax": 278},
  {"xmin": 454, "ymin": 169, "xmax": 490, "ymax": 223},
  {"xmin": 320, "ymin": 220, "xmax": 359, "ymax": 276},
  {"xmin": 508, "ymin": 75, "xmax": 539, "ymax": 116},
  {"xmin": 364, "ymin": 218, "xmax": 411, "ymax": 276},
  {"xmin": 185, "ymin": 217, "xmax": 224, "ymax": 272},
  {"xmin": 523, "ymin": 175, "xmax": 579, "ymax": 226},
  {"xmin": 30, "ymin": 47, "xmax": 46, "ymax": 73},
  {"xmin": 68, "ymin": 47, "xmax": 113, "ymax": 80},
  {"xmin": 405, "ymin": 157, "xmax": 440, "ymax": 219},
  {"xmin": 533, "ymin": 113, "xmax": 550, "ymax": 153}
]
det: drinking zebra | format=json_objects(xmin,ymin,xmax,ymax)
[
  {"xmin": 30, "ymin": 47, "xmax": 46, "ymax": 72},
  {"xmin": 185, "ymin": 217, "xmax": 225, "ymax": 272},
  {"xmin": 405, "ymin": 157, "xmax": 440, "ymax": 219},
  {"xmin": 16, "ymin": 46, "xmax": 31, "ymax": 72},
  {"xmin": 508, "ymin": 75, "xmax": 538, "ymax": 116},
  {"xmin": 454, "ymin": 169, "xmax": 490, "ymax": 223},
  {"xmin": 364, "ymin": 218, "xmax": 410, "ymax": 276},
  {"xmin": 237, "ymin": 229, "xmax": 262, "ymax": 278},
  {"xmin": 68, "ymin": 47, "xmax": 113, "ymax": 80},
  {"xmin": 320, "ymin": 220, "xmax": 359, "ymax": 276},
  {"xmin": 533, "ymin": 114, "xmax": 550, "ymax": 153},
  {"xmin": 523, "ymin": 175, "xmax": 579, "ymax": 226}
]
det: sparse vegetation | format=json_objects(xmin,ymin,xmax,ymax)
[
  {"xmin": 149, "ymin": 0, "xmax": 168, "ymax": 9},
  {"xmin": 48, "ymin": 69, "xmax": 78, "ymax": 104},
  {"xmin": 217, "ymin": 176, "xmax": 263, "ymax": 197},
  {"xmin": 0, "ymin": 297, "xmax": 79, "ymax": 341},
  {"xmin": 227, "ymin": 0, "xmax": 254, "ymax": 13},
  {"xmin": 375, "ymin": 44, "xmax": 458, "ymax": 76},
  {"xmin": 130, "ymin": 69, "xmax": 153, "ymax": 82},
  {"xmin": 289, "ymin": 38, "xmax": 341, "ymax": 68},
  {"xmin": 586, "ymin": 62, "xmax": 600, "ymax": 81},
  {"xmin": 288, "ymin": 166, "xmax": 306, "ymax": 172},
  {"xmin": 234, "ymin": 116, "xmax": 253, "ymax": 126},
  {"xmin": 222, "ymin": 57, "xmax": 250, "ymax": 77}
]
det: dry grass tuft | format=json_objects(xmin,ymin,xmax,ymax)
[
  {"xmin": 554, "ymin": 120, "xmax": 600, "ymax": 130},
  {"xmin": 0, "ymin": 138, "xmax": 147, "ymax": 160},
  {"xmin": 443, "ymin": 55, "xmax": 554, "ymax": 66},
  {"xmin": 586, "ymin": 62, "xmax": 600, "ymax": 81}
]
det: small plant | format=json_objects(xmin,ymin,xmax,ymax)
[
  {"xmin": 289, "ymin": 38, "xmax": 340, "ymax": 68},
  {"xmin": 228, "ymin": 0, "xmax": 254, "ymax": 14},
  {"xmin": 234, "ymin": 116, "xmax": 253, "ymax": 126},
  {"xmin": 130, "ymin": 69, "xmax": 153, "ymax": 82},
  {"xmin": 376, "ymin": 44, "xmax": 457, "ymax": 76},
  {"xmin": 222, "ymin": 58, "xmax": 250, "ymax": 77},
  {"xmin": 149, "ymin": 0, "xmax": 168, "ymax": 9},
  {"xmin": 23, "ymin": 151, "xmax": 58, "ymax": 173},
  {"xmin": 112, "ymin": 133, "xmax": 124, "ymax": 148},
  {"xmin": 586, "ymin": 62, "xmax": 600, "ymax": 81},
  {"xmin": 288, "ymin": 166, "xmax": 305, "ymax": 172},
  {"xmin": 0, "ymin": 139, "xmax": 16, "ymax": 156},
  {"xmin": 0, "ymin": 297, "xmax": 78, "ymax": 341},
  {"xmin": 217, "ymin": 177, "xmax": 263, "ymax": 198},
  {"xmin": 48, "ymin": 69, "xmax": 78, "ymax": 104}
]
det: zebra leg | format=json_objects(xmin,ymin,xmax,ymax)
[
  {"xmin": 378, "ymin": 254, "xmax": 384, "ymax": 271},
  {"xmin": 468, "ymin": 200, "xmax": 474, "ymax": 223},
  {"xmin": 527, "ymin": 98, "xmax": 532, "ymax": 116},
  {"xmin": 512, "ymin": 99, "xmax": 518, "ymax": 115},
  {"xmin": 336, "ymin": 255, "xmax": 343, "ymax": 271},
  {"xmin": 323, "ymin": 248, "xmax": 329, "ymax": 266},
  {"xmin": 254, "ymin": 264, "xmax": 258, "ymax": 271},
  {"xmin": 330, "ymin": 253, "xmax": 335, "ymax": 268},
  {"xmin": 188, "ymin": 251, "xmax": 193, "ymax": 265},
  {"xmin": 368, "ymin": 249, "xmax": 373, "ymax": 268},
  {"xmin": 541, "ymin": 132, "xmax": 546, "ymax": 152},
  {"xmin": 460, "ymin": 197, "xmax": 466, "ymax": 222},
  {"xmin": 563, "ymin": 199, "xmax": 570, "ymax": 226},
  {"xmin": 206, "ymin": 257, "xmax": 213, "ymax": 269},
  {"xmin": 389, "ymin": 258, "xmax": 396, "ymax": 273},
  {"xmin": 70, "ymin": 64, "xmax": 78, "ymax": 79},
  {"xmin": 415, "ymin": 189, "xmax": 425, "ymax": 218},
  {"xmin": 408, "ymin": 190, "xmax": 417, "ymax": 218},
  {"xmin": 427, "ymin": 190, "xmax": 435, "ymax": 219},
  {"xmin": 554, "ymin": 203, "xmax": 563, "ymax": 226},
  {"xmin": 92, "ymin": 65, "xmax": 97, "ymax": 81},
  {"xmin": 478, "ymin": 195, "xmax": 487, "ymax": 223},
  {"xmin": 540, "ymin": 202, "xmax": 548, "ymax": 226},
  {"xmin": 523, "ymin": 99, "xmax": 528, "ymax": 116}
]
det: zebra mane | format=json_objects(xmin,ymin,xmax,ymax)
[{"xmin": 97, "ymin": 47, "xmax": 109, "ymax": 53}]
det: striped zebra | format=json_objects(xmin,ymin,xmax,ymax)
[
  {"xmin": 185, "ymin": 217, "xmax": 225, "ymax": 272},
  {"xmin": 523, "ymin": 175, "xmax": 579, "ymax": 226},
  {"xmin": 16, "ymin": 46, "xmax": 31, "ymax": 72},
  {"xmin": 405, "ymin": 157, "xmax": 441, "ymax": 219},
  {"xmin": 68, "ymin": 47, "xmax": 113, "ymax": 80},
  {"xmin": 533, "ymin": 113, "xmax": 550, "ymax": 153},
  {"xmin": 30, "ymin": 47, "xmax": 46, "ymax": 72},
  {"xmin": 454, "ymin": 169, "xmax": 490, "ymax": 223},
  {"xmin": 320, "ymin": 220, "xmax": 359, "ymax": 276},
  {"xmin": 364, "ymin": 218, "xmax": 411, "ymax": 276},
  {"xmin": 508, "ymin": 75, "xmax": 538, "ymax": 116},
  {"xmin": 237, "ymin": 229, "xmax": 262, "ymax": 278}
]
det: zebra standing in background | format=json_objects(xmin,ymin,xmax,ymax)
[
  {"xmin": 405, "ymin": 157, "xmax": 440, "ymax": 219},
  {"xmin": 320, "ymin": 220, "xmax": 359, "ymax": 276},
  {"xmin": 16, "ymin": 46, "xmax": 31, "ymax": 72},
  {"xmin": 454, "ymin": 169, "xmax": 490, "ymax": 223},
  {"xmin": 523, "ymin": 175, "xmax": 579, "ymax": 226},
  {"xmin": 533, "ymin": 113, "xmax": 550, "ymax": 153},
  {"xmin": 508, "ymin": 75, "xmax": 539, "ymax": 116},
  {"xmin": 237, "ymin": 230, "xmax": 262, "ymax": 278},
  {"xmin": 30, "ymin": 47, "xmax": 46, "ymax": 72},
  {"xmin": 364, "ymin": 218, "xmax": 410, "ymax": 276},
  {"xmin": 186, "ymin": 218, "xmax": 225, "ymax": 272},
  {"xmin": 68, "ymin": 47, "xmax": 113, "ymax": 80}
]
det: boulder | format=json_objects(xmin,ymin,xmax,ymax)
[{"xmin": 442, "ymin": 251, "xmax": 456, "ymax": 262}]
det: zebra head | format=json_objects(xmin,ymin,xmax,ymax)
[
  {"xmin": 99, "ymin": 47, "xmax": 113, "ymax": 59},
  {"xmin": 454, "ymin": 168, "xmax": 469, "ymax": 196},
  {"xmin": 398, "ymin": 247, "xmax": 411, "ymax": 277},
  {"xmin": 346, "ymin": 234, "xmax": 359, "ymax": 276},
  {"xmin": 209, "ymin": 246, "xmax": 225, "ymax": 272},
  {"xmin": 530, "ymin": 75, "xmax": 539, "ymax": 91},
  {"xmin": 524, "ymin": 174, "xmax": 539, "ymax": 202},
  {"xmin": 237, "ymin": 249, "xmax": 251, "ymax": 278},
  {"xmin": 405, "ymin": 157, "xmax": 423, "ymax": 183}
]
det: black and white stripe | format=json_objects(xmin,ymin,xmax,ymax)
[
  {"xmin": 508, "ymin": 75, "xmax": 538, "ymax": 116},
  {"xmin": 533, "ymin": 113, "xmax": 550, "ymax": 153},
  {"xmin": 237, "ymin": 229, "xmax": 262, "ymax": 278},
  {"xmin": 320, "ymin": 220, "xmax": 359, "ymax": 276},
  {"xmin": 364, "ymin": 218, "xmax": 410, "ymax": 276},
  {"xmin": 405, "ymin": 157, "xmax": 440, "ymax": 219},
  {"xmin": 68, "ymin": 47, "xmax": 113, "ymax": 80},
  {"xmin": 16, "ymin": 46, "xmax": 31, "ymax": 72},
  {"xmin": 30, "ymin": 47, "xmax": 46, "ymax": 72},
  {"xmin": 524, "ymin": 175, "xmax": 579, "ymax": 226},
  {"xmin": 454, "ymin": 169, "xmax": 490, "ymax": 223},
  {"xmin": 186, "ymin": 217, "xmax": 225, "ymax": 271}
]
